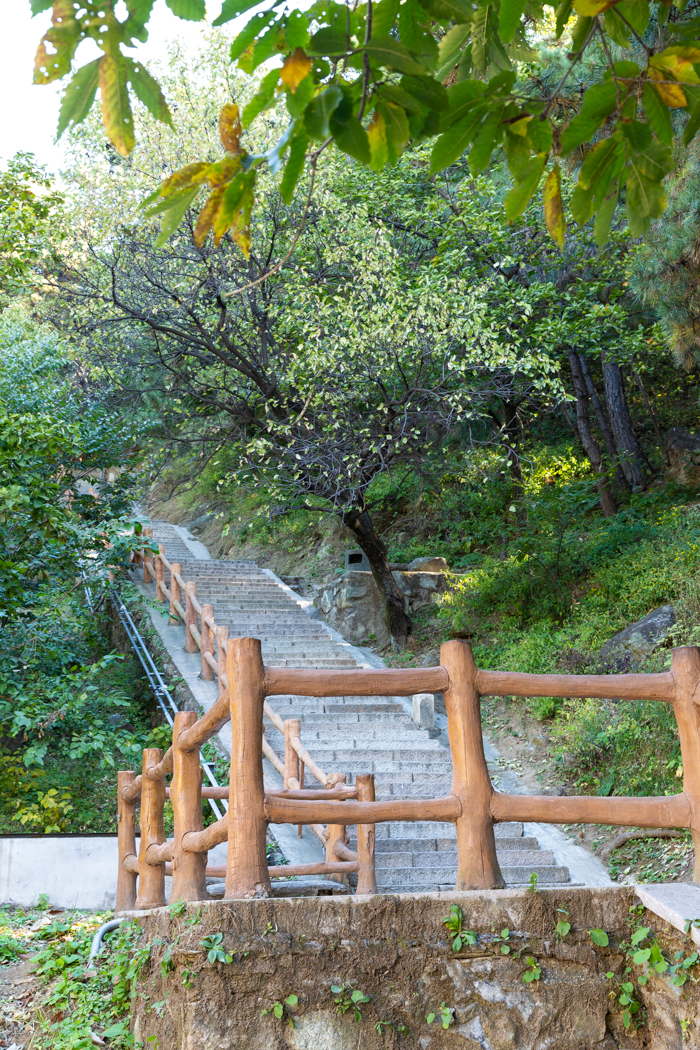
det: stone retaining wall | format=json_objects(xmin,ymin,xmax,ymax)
[{"xmin": 129, "ymin": 887, "xmax": 699, "ymax": 1048}]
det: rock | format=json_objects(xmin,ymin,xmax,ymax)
[
  {"xmin": 407, "ymin": 555, "xmax": 449, "ymax": 572},
  {"xmin": 187, "ymin": 511, "xmax": 215, "ymax": 534},
  {"xmin": 412, "ymin": 693, "xmax": 435, "ymax": 728},
  {"xmin": 420, "ymin": 651, "xmax": 440, "ymax": 667},
  {"xmin": 665, "ymin": 428, "xmax": 700, "ymax": 487},
  {"xmin": 316, "ymin": 571, "xmax": 450, "ymax": 646},
  {"xmin": 599, "ymin": 604, "xmax": 675, "ymax": 665}
]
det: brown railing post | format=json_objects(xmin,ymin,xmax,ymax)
[
  {"xmin": 225, "ymin": 637, "xmax": 271, "ymax": 899},
  {"xmin": 171, "ymin": 711, "xmax": 208, "ymax": 902},
  {"xmin": 116, "ymin": 771, "xmax": 138, "ymax": 912},
  {"xmin": 201, "ymin": 604, "xmax": 214, "ymax": 680},
  {"xmin": 185, "ymin": 582, "xmax": 198, "ymax": 653},
  {"xmin": 135, "ymin": 749, "xmax": 167, "ymax": 910},
  {"xmin": 170, "ymin": 562, "xmax": 182, "ymax": 625},
  {"xmin": 356, "ymin": 773, "xmax": 377, "ymax": 895},
  {"xmin": 284, "ymin": 718, "xmax": 300, "ymax": 788},
  {"xmin": 671, "ymin": 646, "xmax": 700, "ymax": 882},
  {"xmin": 324, "ymin": 773, "xmax": 348, "ymax": 885},
  {"xmin": 440, "ymin": 639, "xmax": 504, "ymax": 890},
  {"xmin": 216, "ymin": 625, "xmax": 229, "ymax": 695},
  {"xmin": 142, "ymin": 527, "xmax": 153, "ymax": 584},
  {"xmin": 155, "ymin": 546, "xmax": 166, "ymax": 602}
]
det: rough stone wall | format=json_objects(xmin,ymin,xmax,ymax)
[
  {"xmin": 129, "ymin": 887, "xmax": 699, "ymax": 1049},
  {"xmin": 316, "ymin": 570, "xmax": 450, "ymax": 646}
]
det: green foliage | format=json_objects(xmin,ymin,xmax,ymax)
[
  {"xmin": 31, "ymin": 0, "xmax": 700, "ymax": 247},
  {"xmin": 589, "ymin": 928, "xmax": 609, "ymax": 946},
  {"xmin": 0, "ymin": 153, "xmax": 64, "ymax": 306},
  {"xmin": 521, "ymin": 956, "xmax": 541, "ymax": 982},
  {"xmin": 332, "ymin": 983, "xmax": 371, "ymax": 1021},
  {"xmin": 442, "ymin": 904, "xmax": 478, "ymax": 951},
  {"xmin": 201, "ymin": 932, "xmax": 232, "ymax": 965},
  {"xmin": 262, "ymin": 994, "xmax": 299, "ymax": 1025},
  {"xmin": 426, "ymin": 1002, "xmax": 454, "ymax": 1029}
]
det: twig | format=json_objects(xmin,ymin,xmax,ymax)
[{"xmin": 541, "ymin": 18, "xmax": 599, "ymax": 120}]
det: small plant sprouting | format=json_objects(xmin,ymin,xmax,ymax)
[
  {"xmin": 332, "ymin": 984, "xmax": 370, "ymax": 1021},
  {"xmin": 185, "ymin": 906, "xmax": 203, "ymax": 927},
  {"xmin": 683, "ymin": 919, "xmax": 700, "ymax": 934},
  {"xmin": 181, "ymin": 966, "xmax": 197, "ymax": 989},
  {"xmin": 426, "ymin": 1003, "xmax": 454, "ymax": 1029},
  {"xmin": 442, "ymin": 905, "xmax": 477, "ymax": 952},
  {"xmin": 528, "ymin": 871, "xmax": 539, "ymax": 893},
  {"xmin": 201, "ymin": 933, "xmax": 233, "ymax": 965},
  {"xmin": 493, "ymin": 928, "xmax": 511, "ymax": 954},
  {"xmin": 522, "ymin": 957, "xmax": 541, "ymax": 983},
  {"xmin": 606, "ymin": 974, "xmax": 642, "ymax": 1030},
  {"xmin": 555, "ymin": 909, "xmax": 571, "ymax": 942},
  {"xmin": 262, "ymin": 921, "xmax": 277, "ymax": 938},
  {"xmin": 262, "ymin": 994, "xmax": 298, "ymax": 1027},
  {"xmin": 168, "ymin": 899, "xmax": 187, "ymax": 918},
  {"xmin": 681, "ymin": 1017, "xmax": 691, "ymax": 1041},
  {"xmin": 588, "ymin": 928, "xmax": 609, "ymax": 947}
]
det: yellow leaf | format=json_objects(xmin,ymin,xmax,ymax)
[
  {"xmin": 368, "ymin": 110, "xmax": 388, "ymax": 171},
  {"xmin": 543, "ymin": 163, "xmax": 566, "ymax": 249},
  {"xmin": 509, "ymin": 116, "xmax": 533, "ymax": 137},
  {"xmin": 160, "ymin": 162, "xmax": 210, "ymax": 196},
  {"xmin": 194, "ymin": 187, "xmax": 225, "ymax": 247},
  {"xmin": 573, "ymin": 0, "xmax": 615, "ymax": 16},
  {"xmin": 219, "ymin": 102, "xmax": 243, "ymax": 153},
  {"xmin": 650, "ymin": 69, "xmax": 687, "ymax": 108},
  {"xmin": 650, "ymin": 50, "xmax": 700, "ymax": 86},
  {"xmin": 98, "ymin": 54, "xmax": 135, "ymax": 157},
  {"xmin": 206, "ymin": 156, "xmax": 242, "ymax": 188},
  {"xmin": 280, "ymin": 48, "xmax": 312, "ymax": 94}
]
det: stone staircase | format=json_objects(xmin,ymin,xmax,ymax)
[{"xmin": 146, "ymin": 520, "xmax": 571, "ymax": 891}]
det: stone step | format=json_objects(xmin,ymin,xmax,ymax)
[
  {"xmin": 352, "ymin": 836, "xmax": 540, "ymax": 854},
  {"xmin": 376, "ymin": 864, "xmax": 570, "ymax": 890},
  {"xmin": 377, "ymin": 849, "xmax": 554, "ymax": 869},
  {"xmin": 370, "ymin": 821, "xmax": 524, "ymax": 839}
]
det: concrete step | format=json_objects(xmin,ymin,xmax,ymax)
[
  {"xmin": 376, "ymin": 864, "xmax": 570, "ymax": 890},
  {"xmin": 352, "ymin": 836, "xmax": 541, "ymax": 854}
]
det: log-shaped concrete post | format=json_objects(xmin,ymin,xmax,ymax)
[
  {"xmin": 185, "ymin": 582, "xmax": 198, "ymax": 653},
  {"xmin": 142, "ymin": 528, "xmax": 153, "ymax": 584},
  {"xmin": 116, "ymin": 771, "xmax": 138, "ymax": 913},
  {"xmin": 135, "ymin": 749, "xmax": 166, "ymax": 910},
  {"xmin": 284, "ymin": 719, "xmax": 301, "ymax": 789},
  {"xmin": 155, "ymin": 546, "xmax": 166, "ymax": 602},
  {"xmin": 216, "ymin": 625, "xmax": 229, "ymax": 696},
  {"xmin": 170, "ymin": 562, "xmax": 182, "ymax": 625},
  {"xmin": 324, "ymin": 773, "xmax": 348, "ymax": 885},
  {"xmin": 201, "ymin": 604, "xmax": 214, "ymax": 681},
  {"xmin": 671, "ymin": 646, "xmax": 700, "ymax": 882},
  {"xmin": 225, "ymin": 637, "xmax": 271, "ymax": 899},
  {"xmin": 356, "ymin": 773, "xmax": 377, "ymax": 895},
  {"xmin": 171, "ymin": 711, "xmax": 208, "ymax": 903},
  {"xmin": 441, "ymin": 639, "xmax": 504, "ymax": 890}
]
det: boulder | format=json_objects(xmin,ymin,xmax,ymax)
[
  {"xmin": 407, "ymin": 555, "xmax": 449, "ymax": 572},
  {"xmin": 599, "ymin": 604, "xmax": 675, "ymax": 665},
  {"xmin": 316, "ymin": 570, "xmax": 450, "ymax": 646},
  {"xmin": 665, "ymin": 428, "xmax": 700, "ymax": 487}
]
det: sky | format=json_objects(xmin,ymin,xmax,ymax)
[{"xmin": 1, "ymin": 1, "xmax": 224, "ymax": 173}]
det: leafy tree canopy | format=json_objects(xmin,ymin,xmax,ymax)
[{"xmin": 29, "ymin": 0, "xmax": 700, "ymax": 255}]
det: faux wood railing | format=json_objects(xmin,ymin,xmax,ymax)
[{"xmin": 120, "ymin": 531, "xmax": 700, "ymax": 908}]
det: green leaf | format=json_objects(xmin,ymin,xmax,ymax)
[
  {"xmin": 588, "ymin": 929, "xmax": 609, "ymax": 947},
  {"xmin": 400, "ymin": 74, "xmax": 449, "ymax": 111},
  {"xmin": 543, "ymin": 162, "xmax": 566, "ymax": 247},
  {"xmin": 399, "ymin": 0, "xmax": 439, "ymax": 65},
  {"xmin": 230, "ymin": 12, "xmax": 279, "ymax": 63},
  {"xmin": 684, "ymin": 97, "xmax": 700, "ymax": 145},
  {"xmin": 555, "ymin": 0, "xmax": 574, "ymax": 37},
  {"xmin": 243, "ymin": 67, "xmax": 280, "ymax": 128},
  {"xmin": 56, "ymin": 58, "xmax": 101, "ymax": 139},
  {"xmin": 153, "ymin": 187, "xmax": 199, "ymax": 246},
  {"xmin": 643, "ymin": 82, "xmax": 673, "ymax": 145},
  {"xmin": 570, "ymin": 15, "xmax": 593, "ymax": 52},
  {"xmin": 381, "ymin": 102, "xmax": 411, "ymax": 152},
  {"xmin": 604, "ymin": 8, "xmax": 631, "ymax": 48},
  {"xmin": 616, "ymin": 0, "xmax": 650, "ymax": 34},
  {"xmin": 267, "ymin": 121, "xmax": 296, "ymax": 174},
  {"xmin": 102, "ymin": 1023, "xmax": 127, "ymax": 1038},
  {"xmin": 214, "ymin": 0, "xmax": 273, "ymax": 25},
  {"xmin": 309, "ymin": 27, "xmax": 349, "ymax": 54},
  {"xmin": 500, "ymin": 0, "xmax": 528, "ymax": 44},
  {"xmin": 285, "ymin": 995, "xmax": 299, "ymax": 1006},
  {"xmin": 30, "ymin": 0, "xmax": 54, "ymax": 13},
  {"xmin": 442, "ymin": 80, "xmax": 485, "ymax": 129},
  {"xmin": 363, "ymin": 36, "xmax": 425, "ymax": 75},
  {"xmin": 578, "ymin": 135, "xmax": 622, "ymax": 195},
  {"xmin": 98, "ymin": 54, "xmax": 135, "ymax": 158},
  {"xmin": 285, "ymin": 10, "xmax": 310, "ymax": 49},
  {"xmin": 422, "ymin": 0, "xmax": 473, "ymax": 20},
  {"xmin": 630, "ymin": 927, "xmax": 650, "ymax": 946},
  {"xmin": 633, "ymin": 948, "xmax": 651, "ymax": 964},
  {"xmin": 368, "ymin": 111, "xmax": 389, "ymax": 170},
  {"xmin": 437, "ymin": 22, "xmax": 471, "ymax": 78},
  {"xmin": 504, "ymin": 151, "xmax": 547, "ymax": 219},
  {"xmin": 165, "ymin": 0, "xmax": 206, "ymax": 18},
  {"xmin": 468, "ymin": 104, "xmax": 504, "ymax": 174},
  {"xmin": 124, "ymin": 57, "xmax": 173, "ymax": 127},
  {"xmin": 371, "ymin": 0, "xmax": 401, "ymax": 37},
  {"xmin": 304, "ymin": 85, "xmax": 343, "ymax": 140},
  {"xmin": 331, "ymin": 113, "xmax": 371, "ymax": 163},
  {"xmin": 430, "ymin": 104, "xmax": 487, "ymax": 171},
  {"xmin": 246, "ymin": 24, "xmax": 285, "ymax": 72},
  {"xmin": 559, "ymin": 80, "xmax": 618, "ymax": 154}
]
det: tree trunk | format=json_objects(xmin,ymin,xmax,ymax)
[
  {"xmin": 567, "ymin": 350, "xmax": 617, "ymax": 517},
  {"xmin": 342, "ymin": 508, "xmax": 412, "ymax": 650},
  {"xmin": 501, "ymin": 399, "xmax": 524, "ymax": 487},
  {"xmin": 600, "ymin": 352, "xmax": 651, "ymax": 491},
  {"xmin": 578, "ymin": 354, "xmax": 630, "ymax": 495}
]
